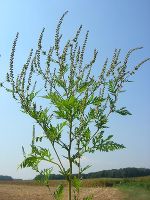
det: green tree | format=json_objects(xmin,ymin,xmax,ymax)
[{"xmin": 4, "ymin": 11, "xmax": 149, "ymax": 200}]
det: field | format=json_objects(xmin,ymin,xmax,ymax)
[
  {"xmin": 0, "ymin": 176, "xmax": 150, "ymax": 200},
  {"xmin": 117, "ymin": 176, "xmax": 150, "ymax": 200},
  {"xmin": 0, "ymin": 182, "xmax": 122, "ymax": 200}
]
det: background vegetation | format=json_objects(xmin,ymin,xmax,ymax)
[{"xmin": 34, "ymin": 167, "xmax": 150, "ymax": 180}]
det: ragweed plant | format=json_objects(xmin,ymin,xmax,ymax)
[{"xmin": 5, "ymin": 11, "xmax": 150, "ymax": 200}]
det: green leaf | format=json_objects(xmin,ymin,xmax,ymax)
[
  {"xmin": 108, "ymin": 95, "xmax": 116, "ymax": 111},
  {"xmin": 108, "ymin": 80, "xmax": 116, "ymax": 95},
  {"xmin": 83, "ymin": 195, "xmax": 93, "ymax": 200},
  {"xmin": 46, "ymin": 124, "xmax": 58, "ymax": 142},
  {"xmin": 87, "ymin": 94, "xmax": 94, "ymax": 104},
  {"xmin": 82, "ymin": 127, "xmax": 91, "ymax": 143},
  {"xmin": 68, "ymin": 96, "xmax": 76, "ymax": 105},
  {"xmin": 6, "ymin": 88, "xmax": 13, "ymax": 93},
  {"xmin": 88, "ymin": 108, "xmax": 95, "ymax": 119},
  {"xmin": 41, "ymin": 92, "xmax": 62, "ymax": 107},
  {"xmin": 77, "ymin": 81, "xmax": 90, "ymax": 93},
  {"xmin": 20, "ymin": 156, "xmax": 40, "ymax": 169},
  {"xmin": 92, "ymin": 96, "xmax": 105, "ymax": 106},
  {"xmin": 116, "ymin": 107, "xmax": 132, "ymax": 116},
  {"xmin": 40, "ymin": 95, "xmax": 50, "ymax": 100},
  {"xmin": 54, "ymin": 110, "xmax": 68, "ymax": 120},
  {"xmin": 72, "ymin": 176, "xmax": 82, "ymax": 192},
  {"xmin": 80, "ymin": 165, "xmax": 91, "ymax": 174},
  {"xmin": 37, "ymin": 168, "xmax": 52, "ymax": 186},
  {"xmin": 22, "ymin": 146, "xmax": 26, "ymax": 157},
  {"xmin": 35, "ymin": 136, "xmax": 45, "ymax": 142},
  {"xmin": 57, "ymin": 121, "xmax": 67, "ymax": 132},
  {"xmin": 98, "ymin": 141, "xmax": 125, "ymax": 152},
  {"xmin": 55, "ymin": 79, "xmax": 66, "ymax": 89},
  {"xmin": 54, "ymin": 184, "xmax": 64, "ymax": 200},
  {"xmin": 105, "ymin": 135, "xmax": 113, "ymax": 141},
  {"xmin": 92, "ymin": 132, "xmax": 125, "ymax": 152}
]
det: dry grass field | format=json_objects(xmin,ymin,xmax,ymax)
[
  {"xmin": 1, "ymin": 177, "xmax": 150, "ymax": 200},
  {"xmin": 0, "ymin": 181, "xmax": 123, "ymax": 200}
]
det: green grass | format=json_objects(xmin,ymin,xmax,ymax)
[{"xmin": 117, "ymin": 177, "xmax": 150, "ymax": 200}]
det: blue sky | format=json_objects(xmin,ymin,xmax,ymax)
[{"xmin": 0, "ymin": 0, "xmax": 150, "ymax": 179}]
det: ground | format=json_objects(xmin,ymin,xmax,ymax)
[{"xmin": 0, "ymin": 183, "xmax": 123, "ymax": 200}]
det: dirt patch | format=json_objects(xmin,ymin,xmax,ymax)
[{"xmin": 0, "ymin": 183, "xmax": 123, "ymax": 200}]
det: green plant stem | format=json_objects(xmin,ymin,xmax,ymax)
[
  {"xmin": 52, "ymin": 143, "xmax": 66, "ymax": 174},
  {"xmin": 78, "ymin": 143, "xmax": 81, "ymax": 179},
  {"xmin": 68, "ymin": 116, "xmax": 73, "ymax": 200},
  {"xmin": 69, "ymin": 179, "xmax": 72, "ymax": 200},
  {"xmin": 77, "ymin": 142, "xmax": 81, "ymax": 200}
]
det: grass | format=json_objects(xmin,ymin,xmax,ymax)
[{"xmin": 116, "ymin": 176, "xmax": 150, "ymax": 200}]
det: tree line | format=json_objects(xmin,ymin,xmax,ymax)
[
  {"xmin": 34, "ymin": 167, "xmax": 150, "ymax": 180},
  {"xmin": 0, "ymin": 175, "xmax": 13, "ymax": 180},
  {"xmin": 1, "ymin": 167, "xmax": 150, "ymax": 181}
]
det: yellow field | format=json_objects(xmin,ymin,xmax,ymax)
[{"xmin": 0, "ymin": 183, "xmax": 122, "ymax": 200}]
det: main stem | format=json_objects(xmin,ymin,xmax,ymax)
[
  {"xmin": 68, "ymin": 179, "xmax": 72, "ymax": 200},
  {"xmin": 68, "ymin": 115, "xmax": 73, "ymax": 200}
]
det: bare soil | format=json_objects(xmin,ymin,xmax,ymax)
[{"xmin": 0, "ymin": 183, "xmax": 123, "ymax": 200}]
